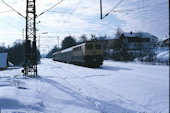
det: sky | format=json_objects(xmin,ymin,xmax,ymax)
[{"xmin": 0, "ymin": 0, "xmax": 169, "ymax": 54}]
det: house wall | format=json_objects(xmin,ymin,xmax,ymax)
[{"xmin": 0, "ymin": 52, "xmax": 8, "ymax": 70}]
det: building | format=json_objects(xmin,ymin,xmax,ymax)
[
  {"xmin": 162, "ymin": 37, "xmax": 169, "ymax": 47},
  {"xmin": 119, "ymin": 32, "xmax": 158, "ymax": 55},
  {"xmin": 107, "ymin": 32, "xmax": 158, "ymax": 60},
  {"xmin": 0, "ymin": 52, "xmax": 13, "ymax": 70},
  {"xmin": 0, "ymin": 52, "xmax": 8, "ymax": 70}
]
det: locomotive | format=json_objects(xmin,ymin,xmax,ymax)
[{"xmin": 52, "ymin": 41, "xmax": 103, "ymax": 67}]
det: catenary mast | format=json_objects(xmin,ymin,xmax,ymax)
[{"xmin": 23, "ymin": 0, "xmax": 37, "ymax": 76}]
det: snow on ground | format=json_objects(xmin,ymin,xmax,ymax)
[
  {"xmin": 155, "ymin": 47, "xmax": 169, "ymax": 63},
  {"xmin": 0, "ymin": 59, "xmax": 169, "ymax": 113},
  {"xmin": 156, "ymin": 50, "xmax": 169, "ymax": 62}
]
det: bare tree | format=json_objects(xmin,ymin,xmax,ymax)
[
  {"xmin": 97, "ymin": 35, "xmax": 109, "ymax": 59},
  {"xmin": 136, "ymin": 32, "xmax": 144, "ymax": 61},
  {"xmin": 79, "ymin": 34, "xmax": 87, "ymax": 43},
  {"xmin": 115, "ymin": 26, "xmax": 123, "ymax": 39},
  {"xmin": 90, "ymin": 34, "xmax": 97, "ymax": 41}
]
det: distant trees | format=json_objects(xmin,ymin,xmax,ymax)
[
  {"xmin": 90, "ymin": 34, "xmax": 97, "ymax": 41},
  {"xmin": 115, "ymin": 27, "xmax": 123, "ymax": 39},
  {"xmin": 79, "ymin": 34, "xmax": 87, "ymax": 43},
  {"xmin": 46, "ymin": 46, "xmax": 60, "ymax": 58},
  {"xmin": 110, "ymin": 38, "xmax": 130, "ymax": 61},
  {"xmin": 0, "ymin": 39, "xmax": 41, "ymax": 66},
  {"xmin": 46, "ymin": 35, "xmax": 76, "ymax": 58},
  {"xmin": 0, "ymin": 44, "xmax": 5, "ymax": 52},
  {"xmin": 61, "ymin": 36, "xmax": 76, "ymax": 49},
  {"xmin": 97, "ymin": 35, "xmax": 109, "ymax": 59},
  {"xmin": 7, "ymin": 40, "xmax": 25, "ymax": 65},
  {"xmin": 109, "ymin": 27, "xmax": 130, "ymax": 61}
]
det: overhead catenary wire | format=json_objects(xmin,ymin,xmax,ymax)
[
  {"xmin": 2, "ymin": 0, "xmax": 82, "ymax": 54},
  {"xmin": 0, "ymin": 18, "xmax": 23, "ymax": 31},
  {"xmin": 0, "ymin": 10, "xmax": 13, "ymax": 13},
  {"xmin": 138, "ymin": 0, "xmax": 144, "ymax": 9},
  {"xmin": 71, "ymin": 0, "xmax": 82, "ymax": 14},
  {"xmin": 2, "ymin": 0, "xmax": 65, "ymax": 76},
  {"xmin": 111, "ymin": 0, "xmax": 144, "ymax": 14},
  {"xmin": 100, "ymin": 0, "xmax": 144, "ymax": 19},
  {"xmin": 100, "ymin": 0, "xmax": 123, "ymax": 19},
  {"xmin": 39, "ymin": 0, "xmax": 83, "ymax": 49},
  {"xmin": 2, "ymin": 0, "xmax": 25, "ymax": 18},
  {"xmin": 36, "ymin": 0, "xmax": 63, "ymax": 17},
  {"xmin": 48, "ymin": 11, "xmax": 72, "ymax": 14},
  {"xmin": 48, "ymin": 0, "xmax": 82, "ymax": 15}
]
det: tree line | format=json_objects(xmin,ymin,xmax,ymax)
[{"xmin": 0, "ymin": 40, "xmax": 41, "ymax": 66}]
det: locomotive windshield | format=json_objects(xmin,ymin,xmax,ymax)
[
  {"xmin": 86, "ymin": 45, "xmax": 93, "ymax": 49},
  {"xmin": 95, "ymin": 44, "xmax": 101, "ymax": 49}
]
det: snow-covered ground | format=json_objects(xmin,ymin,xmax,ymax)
[
  {"xmin": 0, "ymin": 59, "xmax": 169, "ymax": 113},
  {"xmin": 156, "ymin": 50, "xmax": 169, "ymax": 62},
  {"xmin": 154, "ymin": 47, "xmax": 169, "ymax": 63}
]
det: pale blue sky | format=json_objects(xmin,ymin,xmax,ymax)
[{"xmin": 0, "ymin": 0, "xmax": 169, "ymax": 54}]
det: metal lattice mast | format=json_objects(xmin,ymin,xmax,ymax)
[
  {"xmin": 2, "ymin": 0, "xmax": 63, "ymax": 77},
  {"xmin": 24, "ymin": 0, "xmax": 37, "ymax": 76}
]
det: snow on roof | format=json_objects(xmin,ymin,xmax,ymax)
[
  {"xmin": 163, "ymin": 38, "xmax": 170, "ymax": 43},
  {"xmin": 123, "ymin": 33, "xmax": 136, "ymax": 37},
  {"xmin": 123, "ymin": 32, "xmax": 155, "ymax": 38},
  {"xmin": 0, "ymin": 52, "xmax": 8, "ymax": 68}
]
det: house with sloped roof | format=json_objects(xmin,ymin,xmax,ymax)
[
  {"xmin": 162, "ymin": 37, "xmax": 170, "ymax": 47},
  {"xmin": 121, "ymin": 32, "xmax": 158, "ymax": 47},
  {"xmin": 119, "ymin": 32, "xmax": 158, "ymax": 54}
]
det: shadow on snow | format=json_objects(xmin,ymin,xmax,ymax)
[
  {"xmin": 0, "ymin": 98, "xmax": 44, "ymax": 112},
  {"xmin": 39, "ymin": 77, "xmax": 136, "ymax": 113},
  {"xmin": 100, "ymin": 66, "xmax": 132, "ymax": 71}
]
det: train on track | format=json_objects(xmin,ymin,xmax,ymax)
[{"xmin": 52, "ymin": 41, "xmax": 103, "ymax": 68}]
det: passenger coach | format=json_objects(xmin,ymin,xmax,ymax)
[{"xmin": 53, "ymin": 41, "xmax": 103, "ymax": 67}]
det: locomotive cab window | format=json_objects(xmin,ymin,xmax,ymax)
[
  {"xmin": 86, "ymin": 45, "xmax": 93, "ymax": 49},
  {"xmin": 74, "ymin": 47, "xmax": 79, "ymax": 51},
  {"xmin": 95, "ymin": 44, "xmax": 101, "ymax": 49},
  {"xmin": 74, "ymin": 46, "xmax": 81, "ymax": 51}
]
